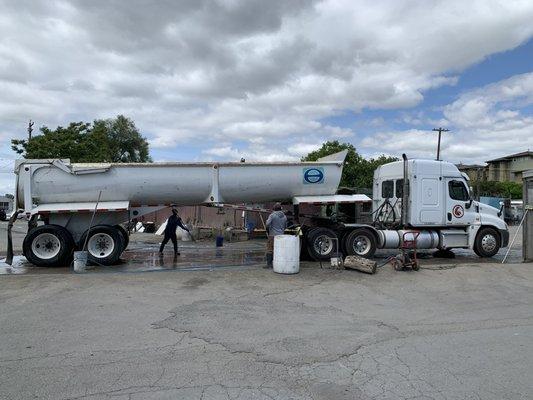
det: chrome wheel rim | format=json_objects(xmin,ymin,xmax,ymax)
[
  {"xmin": 32, "ymin": 233, "xmax": 61, "ymax": 260},
  {"xmin": 353, "ymin": 235, "xmax": 371, "ymax": 255},
  {"xmin": 88, "ymin": 233, "xmax": 115, "ymax": 258},
  {"xmin": 481, "ymin": 234, "xmax": 497, "ymax": 253},
  {"xmin": 313, "ymin": 235, "xmax": 333, "ymax": 255}
]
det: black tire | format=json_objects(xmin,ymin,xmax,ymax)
[
  {"xmin": 79, "ymin": 225, "xmax": 123, "ymax": 266},
  {"xmin": 23, "ymin": 225, "xmax": 74, "ymax": 267},
  {"xmin": 306, "ymin": 227, "xmax": 338, "ymax": 261},
  {"xmin": 344, "ymin": 229, "xmax": 377, "ymax": 259},
  {"xmin": 473, "ymin": 226, "xmax": 500, "ymax": 258},
  {"xmin": 341, "ymin": 231, "xmax": 352, "ymax": 255},
  {"xmin": 115, "ymin": 224, "xmax": 130, "ymax": 250}
]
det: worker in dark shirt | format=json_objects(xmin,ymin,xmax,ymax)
[{"xmin": 159, "ymin": 209, "xmax": 189, "ymax": 255}]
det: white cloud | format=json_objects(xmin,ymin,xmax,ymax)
[
  {"xmin": 443, "ymin": 72, "xmax": 533, "ymax": 128},
  {"xmin": 203, "ymin": 146, "xmax": 241, "ymax": 159},
  {"xmin": 203, "ymin": 145, "xmax": 299, "ymax": 162},
  {"xmin": 361, "ymin": 72, "xmax": 533, "ymax": 163},
  {"xmin": 0, "ymin": 0, "xmax": 532, "ymax": 192},
  {"xmin": 287, "ymin": 143, "xmax": 322, "ymax": 157}
]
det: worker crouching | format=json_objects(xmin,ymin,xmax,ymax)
[{"xmin": 265, "ymin": 203, "xmax": 288, "ymax": 268}]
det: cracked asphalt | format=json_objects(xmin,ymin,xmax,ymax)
[{"xmin": 1, "ymin": 243, "xmax": 532, "ymax": 400}]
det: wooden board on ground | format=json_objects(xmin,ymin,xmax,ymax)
[{"xmin": 344, "ymin": 255, "xmax": 377, "ymax": 274}]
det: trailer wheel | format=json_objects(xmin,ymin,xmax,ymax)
[
  {"xmin": 345, "ymin": 229, "xmax": 377, "ymax": 259},
  {"xmin": 23, "ymin": 225, "xmax": 74, "ymax": 267},
  {"xmin": 115, "ymin": 225, "xmax": 130, "ymax": 250},
  {"xmin": 80, "ymin": 225, "xmax": 123, "ymax": 266},
  {"xmin": 473, "ymin": 227, "xmax": 500, "ymax": 258},
  {"xmin": 306, "ymin": 227, "xmax": 338, "ymax": 261}
]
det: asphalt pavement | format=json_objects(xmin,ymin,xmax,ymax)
[{"xmin": 0, "ymin": 225, "xmax": 531, "ymax": 399}]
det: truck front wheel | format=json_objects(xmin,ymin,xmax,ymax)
[
  {"xmin": 80, "ymin": 225, "xmax": 123, "ymax": 266},
  {"xmin": 344, "ymin": 229, "xmax": 377, "ymax": 259},
  {"xmin": 23, "ymin": 225, "xmax": 74, "ymax": 267},
  {"xmin": 473, "ymin": 227, "xmax": 500, "ymax": 258}
]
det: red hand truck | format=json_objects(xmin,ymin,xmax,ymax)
[{"xmin": 391, "ymin": 231, "xmax": 420, "ymax": 271}]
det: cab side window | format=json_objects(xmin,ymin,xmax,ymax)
[
  {"xmin": 448, "ymin": 180, "xmax": 469, "ymax": 201},
  {"xmin": 396, "ymin": 179, "xmax": 403, "ymax": 198},
  {"xmin": 382, "ymin": 180, "xmax": 394, "ymax": 198}
]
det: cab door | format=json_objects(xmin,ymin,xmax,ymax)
[{"xmin": 445, "ymin": 179, "xmax": 476, "ymax": 226}]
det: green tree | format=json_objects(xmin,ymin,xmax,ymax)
[
  {"xmin": 475, "ymin": 180, "xmax": 522, "ymax": 199},
  {"xmin": 303, "ymin": 140, "xmax": 398, "ymax": 188},
  {"xmin": 93, "ymin": 115, "xmax": 151, "ymax": 162},
  {"xmin": 11, "ymin": 115, "xmax": 151, "ymax": 163}
]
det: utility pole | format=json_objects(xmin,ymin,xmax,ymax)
[
  {"xmin": 27, "ymin": 119, "xmax": 34, "ymax": 141},
  {"xmin": 432, "ymin": 127, "xmax": 449, "ymax": 161}
]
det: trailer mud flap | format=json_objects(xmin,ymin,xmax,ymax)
[{"xmin": 5, "ymin": 210, "xmax": 20, "ymax": 265}]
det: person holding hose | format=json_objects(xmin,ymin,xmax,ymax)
[
  {"xmin": 159, "ymin": 209, "xmax": 190, "ymax": 255},
  {"xmin": 265, "ymin": 203, "xmax": 287, "ymax": 268}
]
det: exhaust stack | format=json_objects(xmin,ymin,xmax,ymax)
[{"xmin": 401, "ymin": 154, "xmax": 409, "ymax": 227}]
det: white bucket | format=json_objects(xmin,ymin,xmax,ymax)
[
  {"xmin": 273, "ymin": 235, "xmax": 300, "ymax": 274},
  {"xmin": 73, "ymin": 251, "xmax": 88, "ymax": 273}
]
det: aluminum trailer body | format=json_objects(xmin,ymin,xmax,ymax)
[
  {"xmin": 9, "ymin": 152, "xmax": 347, "ymax": 266},
  {"xmin": 16, "ymin": 160, "xmax": 344, "ymax": 207}
]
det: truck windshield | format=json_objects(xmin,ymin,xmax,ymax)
[{"xmin": 448, "ymin": 180, "xmax": 469, "ymax": 201}]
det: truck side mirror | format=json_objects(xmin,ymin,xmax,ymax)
[
  {"xmin": 497, "ymin": 201, "xmax": 504, "ymax": 217},
  {"xmin": 465, "ymin": 199, "xmax": 473, "ymax": 209}
]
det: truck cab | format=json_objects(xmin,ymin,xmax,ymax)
[{"xmin": 373, "ymin": 159, "xmax": 509, "ymax": 256}]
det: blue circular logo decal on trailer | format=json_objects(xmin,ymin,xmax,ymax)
[{"xmin": 304, "ymin": 168, "xmax": 324, "ymax": 184}]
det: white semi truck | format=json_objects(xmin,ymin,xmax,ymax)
[
  {"xmin": 7, "ymin": 153, "xmax": 509, "ymax": 266},
  {"xmin": 301, "ymin": 155, "xmax": 509, "ymax": 261}
]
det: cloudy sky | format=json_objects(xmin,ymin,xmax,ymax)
[{"xmin": 1, "ymin": 0, "xmax": 533, "ymax": 193}]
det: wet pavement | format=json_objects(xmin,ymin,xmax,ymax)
[
  {"xmin": 0, "ymin": 240, "xmax": 268, "ymax": 275},
  {"xmin": 0, "ymin": 224, "xmax": 525, "ymax": 275},
  {"xmin": 108, "ymin": 241, "xmax": 267, "ymax": 273}
]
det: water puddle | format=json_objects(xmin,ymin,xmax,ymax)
[
  {"xmin": 0, "ymin": 243, "xmax": 267, "ymax": 274},
  {"xmin": 0, "ymin": 256, "xmax": 34, "ymax": 275},
  {"xmin": 94, "ymin": 244, "xmax": 266, "ymax": 273}
]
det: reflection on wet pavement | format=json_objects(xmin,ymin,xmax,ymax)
[
  {"xmin": 0, "ymin": 242, "xmax": 268, "ymax": 275},
  {"xmin": 103, "ymin": 243, "xmax": 266, "ymax": 273},
  {"xmin": 0, "ymin": 256, "xmax": 32, "ymax": 275},
  {"xmin": 0, "ymin": 237, "xmax": 525, "ymax": 275}
]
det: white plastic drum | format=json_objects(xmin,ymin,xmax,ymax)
[{"xmin": 273, "ymin": 235, "xmax": 300, "ymax": 274}]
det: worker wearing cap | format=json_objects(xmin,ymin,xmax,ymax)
[
  {"xmin": 159, "ymin": 209, "xmax": 189, "ymax": 255},
  {"xmin": 265, "ymin": 203, "xmax": 287, "ymax": 268}
]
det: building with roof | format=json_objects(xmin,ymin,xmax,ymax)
[
  {"xmin": 0, "ymin": 194, "xmax": 14, "ymax": 213},
  {"xmin": 486, "ymin": 151, "xmax": 533, "ymax": 182},
  {"xmin": 456, "ymin": 163, "xmax": 487, "ymax": 181}
]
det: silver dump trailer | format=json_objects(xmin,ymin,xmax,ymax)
[{"xmin": 9, "ymin": 151, "xmax": 347, "ymax": 266}]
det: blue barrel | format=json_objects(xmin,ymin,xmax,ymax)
[{"xmin": 216, "ymin": 235, "xmax": 224, "ymax": 247}]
